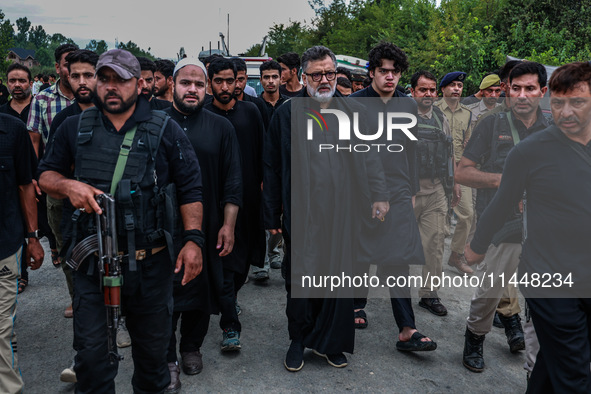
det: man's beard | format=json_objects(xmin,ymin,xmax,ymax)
[
  {"xmin": 10, "ymin": 87, "xmax": 31, "ymax": 101},
  {"xmin": 99, "ymin": 91, "xmax": 137, "ymax": 114},
  {"xmin": 153, "ymin": 85, "xmax": 168, "ymax": 97},
  {"xmin": 60, "ymin": 75, "xmax": 73, "ymax": 91},
  {"xmin": 173, "ymin": 91, "xmax": 203, "ymax": 114},
  {"xmin": 140, "ymin": 89, "xmax": 153, "ymax": 99},
  {"xmin": 74, "ymin": 88, "xmax": 95, "ymax": 104},
  {"xmin": 308, "ymin": 83, "xmax": 335, "ymax": 103},
  {"xmin": 213, "ymin": 89, "xmax": 234, "ymax": 105}
]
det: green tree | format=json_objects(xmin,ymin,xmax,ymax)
[
  {"xmin": 14, "ymin": 17, "xmax": 30, "ymax": 47},
  {"xmin": 118, "ymin": 40, "xmax": 155, "ymax": 59},
  {"xmin": 29, "ymin": 25, "xmax": 48, "ymax": 48},
  {"xmin": 266, "ymin": 21, "xmax": 310, "ymax": 58},
  {"xmin": 0, "ymin": 10, "xmax": 14, "ymax": 76},
  {"xmin": 86, "ymin": 39, "xmax": 108, "ymax": 55}
]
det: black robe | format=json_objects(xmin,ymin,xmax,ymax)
[
  {"xmin": 263, "ymin": 89, "xmax": 389, "ymax": 354},
  {"xmin": 205, "ymin": 99, "xmax": 266, "ymax": 273},
  {"xmin": 165, "ymin": 106, "xmax": 243, "ymax": 313},
  {"xmin": 350, "ymin": 85, "xmax": 425, "ymax": 267}
]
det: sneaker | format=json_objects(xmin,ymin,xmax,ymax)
[
  {"xmin": 253, "ymin": 270, "xmax": 269, "ymax": 282},
  {"xmin": 448, "ymin": 251, "xmax": 474, "ymax": 275},
  {"xmin": 284, "ymin": 340, "xmax": 304, "ymax": 372},
  {"xmin": 312, "ymin": 349, "xmax": 348, "ymax": 368},
  {"xmin": 221, "ymin": 329, "xmax": 241, "ymax": 352},
  {"xmin": 270, "ymin": 260, "xmax": 282, "ymax": 269},
  {"xmin": 59, "ymin": 361, "xmax": 77, "ymax": 383},
  {"xmin": 419, "ymin": 297, "xmax": 448, "ymax": 316},
  {"xmin": 117, "ymin": 317, "xmax": 131, "ymax": 348}
]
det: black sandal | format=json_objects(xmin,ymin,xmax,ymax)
[
  {"xmin": 51, "ymin": 249, "xmax": 61, "ymax": 268},
  {"xmin": 354, "ymin": 309, "xmax": 368, "ymax": 329},
  {"xmin": 396, "ymin": 331, "xmax": 437, "ymax": 352},
  {"xmin": 18, "ymin": 278, "xmax": 28, "ymax": 294}
]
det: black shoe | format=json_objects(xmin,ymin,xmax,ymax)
[
  {"xmin": 284, "ymin": 340, "xmax": 304, "ymax": 372},
  {"xmin": 463, "ymin": 327, "xmax": 485, "ymax": 372},
  {"xmin": 165, "ymin": 362, "xmax": 181, "ymax": 394},
  {"xmin": 498, "ymin": 313, "xmax": 525, "ymax": 353},
  {"xmin": 181, "ymin": 350, "xmax": 203, "ymax": 375},
  {"xmin": 419, "ymin": 297, "xmax": 448, "ymax": 316},
  {"xmin": 493, "ymin": 312, "xmax": 504, "ymax": 328},
  {"xmin": 312, "ymin": 350, "xmax": 348, "ymax": 368}
]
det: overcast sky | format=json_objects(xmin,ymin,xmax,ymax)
[{"xmin": 3, "ymin": 0, "xmax": 318, "ymax": 59}]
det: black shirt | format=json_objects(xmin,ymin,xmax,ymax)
[
  {"xmin": 242, "ymin": 93, "xmax": 269, "ymax": 130},
  {"xmin": 0, "ymin": 100, "xmax": 31, "ymax": 123},
  {"xmin": 0, "ymin": 114, "xmax": 37, "ymax": 259},
  {"xmin": 150, "ymin": 98, "xmax": 171, "ymax": 110},
  {"xmin": 279, "ymin": 84, "xmax": 304, "ymax": 98},
  {"xmin": 38, "ymin": 96, "xmax": 203, "ymax": 206},
  {"xmin": 259, "ymin": 93, "xmax": 288, "ymax": 119},
  {"xmin": 0, "ymin": 84, "xmax": 9, "ymax": 105},
  {"xmin": 471, "ymin": 126, "xmax": 591, "ymax": 297}
]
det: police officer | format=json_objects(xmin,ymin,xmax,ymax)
[
  {"xmin": 467, "ymin": 74, "xmax": 502, "ymax": 130},
  {"xmin": 410, "ymin": 70, "xmax": 460, "ymax": 316},
  {"xmin": 456, "ymin": 61, "xmax": 549, "ymax": 373},
  {"xmin": 435, "ymin": 71, "xmax": 474, "ymax": 275},
  {"xmin": 38, "ymin": 49, "xmax": 204, "ymax": 393}
]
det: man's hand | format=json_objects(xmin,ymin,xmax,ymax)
[
  {"xmin": 451, "ymin": 183, "xmax": 462, "ymax": 207},
  {"xmin": 32, "ymin": 179, "xmax": 42, "ymax": 196},
  {"xmin": 26, "ymin": 239, "xmax": 44, "ymax": 270},
  {"xmin": 175, "ymin": 241, "xmax": 203, "ymax": 285},
  {"xmin": 269, "ymin": 228, "xmax": 282, "ymax": 235},
  {"xmin": 217, "ymin": 224, "xmax": 235, "ymax": 257},
  {"xmin": 372, "ymin": 201, "xmax": 389, "ymax": 221},
  {"xmin": 464, "ymin": 244, "xmax": 485, "ymax": 266},
  {"xmin": 66, "ymin": 180, "xmax": 104, "ymax": 214}
]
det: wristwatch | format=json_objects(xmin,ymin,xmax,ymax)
[{"xmin": 26, "ymin": 230, "xmax": 40, "ymax": 239}]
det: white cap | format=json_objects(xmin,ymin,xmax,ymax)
[{"xmin": 173, "ymin": 58, "xmax": 208, "ymax": 79}]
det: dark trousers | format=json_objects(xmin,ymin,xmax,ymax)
[
  {"xmin": 167, "ymin": 310, "xmax": 210, "ymax": 363},
  {"xmin": 73, "ymin": 251, "xmax": 173, "ymax": 394},
  {"xmin": 218, "ymin": 268, "xmax": 247, "ymax": 332},
  {"xmin": 526, "ymin": 298, "xmax": 591, "ymax": 394},
  {"xmin": 353, "ymin": 263, "xmax": 416, "ymax": 331}
]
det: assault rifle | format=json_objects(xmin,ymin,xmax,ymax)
[{"xmin": 66, "ymin": 194, "xmax": 124, "ymax": 364}]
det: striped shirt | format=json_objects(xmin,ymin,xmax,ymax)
[{"xmin": 26, "ymin": 80, "xmax": 74, "ymax": 145}]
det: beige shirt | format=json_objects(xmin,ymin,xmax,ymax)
[
  {"xmin": 467, "ymin": 99, "xmax": 500, "ymax": 131},
  {"xmin": 435, "ymin": 98, "xmax": 473, "ymax": 162}
]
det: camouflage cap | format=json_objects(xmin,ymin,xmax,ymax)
[{"xmin": 96, "ymin": 49, "xmax": 141, "ymax": 80}]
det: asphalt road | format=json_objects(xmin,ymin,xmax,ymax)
[{"xmin": 18, "ymin": 238, "xmax": 527, "ymax": 393}]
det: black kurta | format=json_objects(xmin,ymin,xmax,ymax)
[
  {"xmin": 205, "ymin": 100, "xmax": 266, "ymax": 273},
  {"xmin": 350, "ymin": 85, "xmax": 425, "ymax": 266},
  {"xmin": 165, "ymin": 106, "xmax": 243, "ymax": 313}
]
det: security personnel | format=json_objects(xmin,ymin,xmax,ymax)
[
  {"xmin": 456, "ymin": 61, "xmax": 549, "ymax": 373},
  {"xmin": 38, "ymin": 49, "xmax": 204, "ymax": 393},
  {"xmin": 435, "ymin": 71, "xmax": 474, "ymax": 275},
  {"xmin": 411, "ymin": 71, "xmax": 460, "ymax": 316},
  {"xmin": 467, "ymin": 74, "xmax": 502, "ymax": 130}
]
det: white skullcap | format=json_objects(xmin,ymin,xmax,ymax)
[{"xmin": 173, "ymin": 58, "xmax": 208, "ymax": 79}]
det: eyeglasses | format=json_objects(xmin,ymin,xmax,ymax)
[
  {"xmin": 212, "ymin": 77, "xmax": 236, "ymax": 85},
  {"xmin": 304, "ymin": 71, "xmax": 337, "ymax": 82}
]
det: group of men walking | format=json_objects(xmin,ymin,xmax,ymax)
[{"xmin": 1, "ymin": 38, "xmax": 590, "ymax": 394}]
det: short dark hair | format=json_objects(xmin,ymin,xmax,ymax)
[
  {"xmin": 260, "ymin": 60, "xmax": 281, "ymax": 74},
  {"xmin": 49, "ymin": 74, "xmax": 56, "ymax": 79},
  {"xmin": 54, "ymin": 43, "xmax": 79, "ymax": 64},
  {"xmin": 549, "ymin": 62, "xmax": 591, "ymax": 94},
  {"xmin": 367, "ymin": 42, "xmax": 409, "ymax": 73},
  {"xmin": 230, "ymin": 57, "xmax": 247, "ymax": 73},
  {"xmin": 208, "ymin": 57, "xmax": 237, "ymax": 78},
  {"xmin": 499, "ymin": 60, "xmax": 522, "ymax": 82},
  {"xmin": 336, "ymin": 67, "xmax": 352, "ymax": 81},
  {"xmin": 301, "ymin": 46, "xmax": 336, "ymax": 73},
  {"xmin": 410, "ymin": 70, "xmax": 437, "ymax": 89},
  {"xmin": 42, "ymin": 75, "xmax": 49, "ymax": 83},
  {"xmin": 204, "ymin": 54, "xmax": 224, "ymax": 67},
  {"xmin": 155, "ymin": 59, "xmax": 175, "ymax": 78},
  {"xmin": 509, "ymin": 61, "xmax": 547, "ymax": 88},
  {"xmin": 6, "ymin": 63, "xmax": 32, "ymax": 82},
  {"xmin": 277, "ymin": 52, "xmax": 300, "ymax": 71},
  {"xmin": 336, "ymin": 77, "xmax": 352, "ymax": 89},
  {"xmin": 36, "ymin": 73, "xmax": 43, "ymax": 79},
  {"xmin": 65, "ymin": 50, "xmax": 99, "ymax": 72},
  {"xmin": 136, "ymin": 56, "xmax": 156, "ymax": 73}
]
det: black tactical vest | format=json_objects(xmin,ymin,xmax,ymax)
[
  {"xmin": 475, "ymin": 111, "xmax": 522, "ymax": 221},
  {"xmin": 74, "ymin": 107, "xmax": 171, "ymax": 249},
  {"xmin": 416, "ymin": 107, "xmax": 453, "ymax": 187}
]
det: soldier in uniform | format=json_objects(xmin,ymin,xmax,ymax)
[
  {"xmin": 410, "ymin": 71, "xmax": 461, "ymax": 316},
  {"xmin": 38, "ymin": 49, "xmax": 204, "ymax": 393},
  {"xmin": 456, "ymin": 61, "xmax": 549, "ymax": 373},
  {"xmin": 435, "ymin": 71, "xmax": 474, "ymax": 278},
  {"xmin": 467, "ymin": 74, "xmax": 502, "ymax": 130}
]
